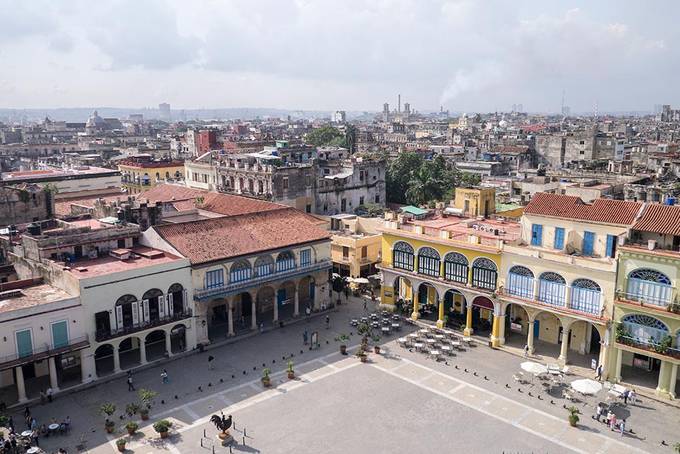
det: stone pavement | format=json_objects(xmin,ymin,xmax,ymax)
[{"xmin": 3, "ymin": 296, "xmax": 679, "ymax": 453}]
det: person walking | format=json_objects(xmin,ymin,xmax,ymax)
[
  {"xmin": 161, "ymin": 369, "xmax": 169, "ymax": 384},
  {"xmin": 208, "ymin": 355, "xmax": 215, "ymax": 370},
  {"xmin": 127, "ymin": 374, "xmax": 135, "ymax": 391},
  {"xmin": 46, "ymin": 387, "xmax": 53, "ymax": 403},
  {"xmin": 609, "ymin": 413, "xmax": 617, "ymax": 431},
  {"xmin": 606, "ymin": 411, "xmax": 613, "ymax": 429},
  {"xmin": 628, "ymin": 389, "xmax": 637, "ymax": 406},
  {"xmin": 259, "ymin": 322, "xmax": 264, "ymax": 334},
  {"xmin": 306, "ymin": 307, "xmax": 311, "ymax": 319},
  {"xmin": 619, "ymin": 419, "xmax": 626, "ymax": 437},
  {"xmin": 622, "ymin": 389, "xmax": 630, "ymax": 405},
  {"xmin": 595, "ymin": 364, "xmax": 603, "ymax": 381},
  {"xmin": 523, "ymin": 344, "xmax": 529, "ymax": 358},
  {"xmin": 594, "ymin": 404, "xmax": 602, "ymax": 422},
  {"xmin": 325, "ymin": 315, "xmax": 330, "ymax": 329},
  {"xmin": 39, "ymin": 390, "xmax": 46, "ymax": 405},
  {"xmin": 8, "ymin": 416, "xmax": 14, "ymax": 432},
  {"xmin": 363, "ymin": 299, "xmax": 367, "ymax": 311},
  {"xmin": 303, "ymin": 330, "xmax": 308, "ymax": 345}
]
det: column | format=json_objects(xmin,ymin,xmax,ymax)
[
  {"xmin": 669, "ymin": 363, "xmax": 678, "ymax": 399},
  {"xmin": 656, "ymin": 361, "xmax": 671, "ymax": 396},
  {"xmin": 564, "ymin": 286, "xmax": 572, "ymax": 309},
  {"xmin": 273, "ymin": 294, "xmax": 279, "ymax": 323},
  {"xmin": 15, "ymin": 366, "xmax": 27, "ymax": 403},
  {"xmin": 293, "ymin": 289, "xmax": 300, "ymax": 317},
  {"xmin": 113, "ymin": 346, "xmax": 121, "ymax": 374},
  {"xmin": 80, "ymin": 350, "xmax": 95, "ymax": 384},
  {"xmin": 436, "ymin": 299, "xmax": 445, "ymax": 328},
  {"xmin": 48, "ymin": 356, "xmax": 60, "ymax": 391},
  {"xmin": 463, "ymin": 303, "xmax": 473, "ymax": 337},
  {"xmin": 165, "ymin": 332, "xmax": 173, "ymax": 357},
  {"xmin": 533, "ymin": 279, "xmax": 540, "ymax": 301},
  {"xmin": 251, "ymin": 297, "xmax": 257, "ymax": 330},
  {"xmin": 614, "ymin": 348, "xmax": 623, "ymax": 382},
  {"xmin": 498, "ymin": 314, "xmax": 506, "ymax": 345},
  {"xmin": 227, "ymin": 299, "xmax": 235, "ymax": 337},
  {"xmin": 491, "ymin": 314, "xmax": 504, "ymax": 348},
  {"xmin": 139, "ymin": 341, "xmax": 147, "ymax": 365},
  {"xmin": 558, "ymin": 329, "xmax": 569, "ymax": 365},
  {"xmin": 411, "ymin": 291, "xmax": 420, "ymax": 320},
  {"xmin": 527, "ymin": 319, "xmax": 535, "ymax": 354}
]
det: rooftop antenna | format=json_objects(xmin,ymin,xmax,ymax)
[{"xmin": 398, "ymin": 94, "xmax": 401, "ymax": 113}]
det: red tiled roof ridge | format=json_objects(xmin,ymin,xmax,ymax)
[
  {"xmin": 632, "ymin": 203, "xmax": 680, "ymax": 236},
  {"xmin": 524, "ymin": 192, "xmax": 642, "ymax": 225}
]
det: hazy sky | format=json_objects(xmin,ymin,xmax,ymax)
[{"xmin": 1, "ymin": 0, "xmax": 679, "ymax": 113}]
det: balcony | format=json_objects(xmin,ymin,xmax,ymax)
[
  {"xmin": 0, "ymin": 335, "xmax": 90, "ymax": 370},
  {"xmin": 500, "ymin": 286, "xmax": 606, "ymax": 321},
  {"xmin": 194, "ymin": 260, "xmax": 332, "ymax": 301},
  {"xmin": 95, "ymin": 310, "xmax": 193, "ymax": 343},
  {"xmin": 503, "ymin": 244, "xmax": 617, "ymax": 273},
  {"xmin": 616, "ymin": 334, "xmax": 680, "ymax": 361}
]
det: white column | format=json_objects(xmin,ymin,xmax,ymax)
[
  {"xmin": 139, "ymin": 341, "xmax": 147, "ymax": 364},
  {"xmin": 564, "ymin": 286, "xmax": 572, "ymax": 309},
  {"xmin": 670, "ymin": 363, "xmax": 678, "ymax": 399},
  {"xmin": 48, "ymin": 356, "xmax": 60, "ymax": 391},
  {"xmin": 113, "ymin": 346, "xmax": 121, "ymax": 373},
  {"xmin": 558, "ymin": 323, "xmax": 571, "ymax": 364},
  {"xmin": 614, "ymin": 348, "xmax": 623, "ymax": 382},
  {"xmin": 165, "ymin": 332, "xmax": 173, "ymax": 357},
  {"xmin": 80, "ymin": 350, "xmax": 95, "ymax": 383},
  {"xmin": 527, "ymin": 319, "xmax": 535, "ymax": 354},
  {"xmin": 294, "ymin": 289, "xmax": 300, "ymax": 317},
  {"xmin": 15, "ymin": 366, "xmax": 27, "ymax": 402},
  {"xmin": 251, "ymin": 297, "xmax": 257, "ymax": 330},
  {"xmin": 227, "ymin": 299, "xmax": 235, "ymax": 336}
]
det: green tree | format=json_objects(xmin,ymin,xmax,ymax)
[
  {"xmin": 386, "ymin": 152, "xmax": 424, "ymax": 204},
  {"xmin": 305, "ymin": 126, "xmax": 344, "ymax": 147},
  {"xmin": 344, "ymin": 124, "xmax": 357, "ymax": 153}
]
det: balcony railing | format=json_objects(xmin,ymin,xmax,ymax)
[
  {"xmin": 0, "ymin": 335, "xmax": 90, "ymax": 370},
  {"xmin": 95, "ymin": 310, "xmax": 193, "ymax": 342},
  {"xmin": 194, "ymin": 260, "xmax": 332, "ymax": 301},
  {"xmin": 619, "ymin": 281, "xmax": 673, "ymax": 307},
  {"xmin": 616, "ymin": 335, "xmax": 680, "ymax": 360},
  {"xmin": 499, "ymin": 288, "xmax": 604, "ymax": 319}
]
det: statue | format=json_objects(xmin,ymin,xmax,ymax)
[{"xmin": 210, "ymin": 413, "xmax": 232, "ymax": 440}]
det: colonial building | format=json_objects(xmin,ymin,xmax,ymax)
[
  {"xmin": 378, "ymin": 188, "xmax": 520, "ymax": 346},
  {"xmin": 499, "ymin": 193, "xmax": 643, "ymax": 373},
  {"xmin": 329, "ymin": 214, "xmax": 382, "ymax": 278},
  {"xmin": 611, "ymin": 203, "xmax": 680, "ymax": 397},
  {"xmin": 118, "ymin": 155, "xmax": 185, "ymax": 194},
  {"xmin": 143, "ymin": 203, "xmax": 333, "ymax": 344}
]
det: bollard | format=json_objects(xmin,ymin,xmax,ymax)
[
  {"xmin": 230, "ymin": 445, "xmax": 233, "ymax": 453},
  {"xmin": 212, "ymin": 446, "xmax": 215, "ymax": 454},
  {"xmin": 201, "ymin": 438, "xmax": 204, "ymax": 448},
  {"xmin": 243, "ymin": 436, "xmax": 246, "ymax": 446},
  {"xmin": 204, "ymin": 429, "xmax": 206, "ymax": 438},
  {"xmin": 244, "ymin": 428, "xmax": 247, "ymax": 437}
]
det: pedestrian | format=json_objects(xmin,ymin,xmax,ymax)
[
  {"xmin": 31, "ymin": 429, "xmax": 39, "ymax": 447},
  {"xmin": 609, "ymin": 413, "xmax": 617, "ymax": 431},
  {"xmin": 127, "ymin": 374, "xmax": 135, "ymax": 391},
  {"xmin": 622, "ymin": 389, "xmax": 629, "ymax": 405},
  {"xmin": 363, "ymin": 299, "xmax": 367, "ymax": 311},
  {"xmin": 161, "ymin": 369, "xmax": 169, "ymax": 384},
  {"xmin": 628, "ymin": 388, "xmax": 636, "ymax": 406},
  {"xmin": 523, "ymin": 344, "xmax": 529, "ymax": 358},
  {"xmin": 7, "ymin": 415, "xmax": 13, "ymax": 432},
  {"xmin": 619, "ymin": 419, "xmax": 626, "ymax": 437},
  {"xmin": 46, "ymin": 387, "xmax": 53, "ymax": 403},
  {"xmin": 606, "ymin": 411, "xmax": 613, "ymax": 429},
  {"xmin": 208, "ymin": 355, "xmax": 215, "ymax": 370},
  {"xmin": 595, "ymin": 364, "xmax": 603, "ymax": 381},
  {"xmin": 306, "ymin": 307, "xmax": 311, "ymax": 318},
  {"xmin": 303, "ymin": 329, "xmax": 308, "ymax": 345},
  {"xmin": 325, "ymin": 315, "xmax": 330, "ymax": 329},
  {"xmin": 259, "ymin": 322, "xmax": 264, "ymax": 333},
  {"xmin": 30, "ymin": 417, "xmax": 37, "ymax": 431},
  {"xmin": 39, "ymin": 389, "xmax": 46, "ymax": 405},
  {"xmin": 24, "ymin": 405, "xmax": 30, "ymax": 420},
  {"xmin": 594, "ymin": 404, "xmax": 602, "ymax": 422}
]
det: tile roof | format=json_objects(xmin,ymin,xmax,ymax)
[
  {"xmin": 632, "ymin": 203, "xmax": 680, "ymax": 236},
  {"xmin": 153, "ymin": 208, "xmax": 331, "ymax": 265},
  {"xmin": 524, "ymin": 193, "xmax": 642, "ymax": 225}
]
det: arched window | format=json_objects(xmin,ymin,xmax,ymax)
[
  {"xmin": 570, "ymin": 279, "xmax": 601, "ymax": 314},
  {"xmin": 142, "ymin": 288, "xmax": 164, "ymax": 322},
  {"xmin": 472, "ymin": 257, "xmax": 497, "ymax": 290},
  {"xmin": 417, "ymin": 247, "xmax": 440, "ymax": 277},
  {"xmin": 507, "ymin": 266, "xmax": 534, "ymax": 299},
  {"xmin": 393, "ymin": 241, "xmax": 414, "ymax": 271},
  {"xmin": 538, "ymin": 272, "xmax": 566, "ymax": 306},
  {"xmin": 276, "ymin": 250, "xmax": 296, "ymax": 272},
  {"xmin": 168, "ymin": 283, "xmax": 185, "ymax": 315},
  {"xmin": 627, "ymin": 268, "xmax": 672, "ymax": 306},
  {"xmin": 115, "ymin": 294, "xmax": 138, "ymax": 330},
  {"xmin": 230, "ymin": 260, "xmax": 252, "ymax": 283},
  {"xmin": 254, "ymin": 255, "xmax": 274, "ymax": 277},
  {"xmin": 444, "ymin": 252, "xmax": 468, "ymax": 283},
  {"xmin": 622, "ymin": 314, "xmax": 669, "ymax": 345}
]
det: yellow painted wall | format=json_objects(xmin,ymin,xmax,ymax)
[{"xmin": 453, "ymin": 187, "xmax": 496, "ymax": 217}]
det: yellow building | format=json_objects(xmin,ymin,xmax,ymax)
[
  {"xmin": 378, "ymin": 207, "xmax": 520, "ymax": 346},
  {"xmin": 329, "ymin": 214, "xmax": 382, "ymax": 278},
  {"xmin": 119, "ymin": 156, "xmax": 185, "ymax": 194},
  {"xmin": 451, "ymin": 187, "xmax": 496, "ymax": 218}
]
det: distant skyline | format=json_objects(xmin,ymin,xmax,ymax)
[{"xmin": 1, "ymin": 0, "xmax": 679, "ymax": 113}]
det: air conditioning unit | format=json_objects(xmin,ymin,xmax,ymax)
[{"xmin": 648, "ymin": 239, "xmax": 656, "ymax": 251}]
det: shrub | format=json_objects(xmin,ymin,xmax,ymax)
[{"xmin": 153, "ymin": 419, "xmax": 172, "ymax": 433}]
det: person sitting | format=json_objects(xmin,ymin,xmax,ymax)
[{"xmin": 40, "ymin": 423, "xmax": 48, "ymax": 437}]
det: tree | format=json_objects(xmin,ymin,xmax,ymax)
[
  {"xmin": 386, "ymin": 152, "xmax": 424, "ymax": 204},
  {"xmin": 305, "ymin": 126, "xmax": 345, "ymax": 147},
  {"xmin": 344, "ymin": 124, "xmax": 357, "ymax": 153}
]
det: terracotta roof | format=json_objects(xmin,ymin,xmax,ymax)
[
  {"xmin": 138, "ymin": 184, "xmax": 285, "ymax": 216},
  {"xmin": 153, "ymin": 208, "xmax": 331, "ymax": 265},
  {"xmin": 632, "ymin": 203, "xmax": 680, "ymax": 236},
  {"xmin": 524, "ymin": 193, "xmax": 642, "ymax": 225}
]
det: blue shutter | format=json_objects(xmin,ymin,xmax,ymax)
[
  {"xmin": 583, "ymin": 231, "xmax": 595, "ymax": 256},
  {"xmin": 554, "ymin": 228, "xmax": 565, "ymax": 249},
  {"xmin": 51, "ymin": 321, "xmax": 69, "ymax": 349},
  {"xmin": 531, "ymin": 224, "xmax": 543, "ymax": 246},
  {"xmin": 16, "ymin": 330, "xmax": 33, "ymax": 358},
  {"xmin": 606, "ymin": 234, "xmax": 616, "ymax": 258}
]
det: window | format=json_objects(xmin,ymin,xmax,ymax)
[
  {"xmin": 359, "ymin": 196, "xmax": 364, "ymax": 205},
  {"xmin": 230, "ymin": 261, "xmax": 252, "ymax": 283},
  {"xmin": 417, "ymin": 247, "xmax": 441, "ymax": 277},
  {"xmin": 444, "ymin": 252, "xmax": 468, "ymax": 283},
  {"xmin": 51, "ymin": 320, "xmax": 69, "ymax": 349},
  {"xmin": 570, "ymin": 279, "xmax": 601, "ymax": 315},
  {"xmin": 283, "ymin": 177, "xmax": 289, "ymax": 189},
  {"xmin": 205, "ymin": 269, "xmax": 224, "ymax": 289},
  {"xmin": 15, "ymin": 329, "xmax": 33, "ymax": 358},
  {"xmin": 626, "ymin": 268, "xmax": 672, "ymax": 306},
  {"xmin": 472, "ymin": 257, "xmax": 497, "ymax": 290},
  {"xmin": 375, "ymin": 194, "xmax": 380, "ymax": 203},
  {"xmin": 392, "ymin": 241, "xmax": 414, "ymax": 271},
  {"xmin": 300, "ymin": 249, "xmax": 311, "ymax": 266},
  {"xmin": 276, "ymin": 251, "xmax": 296, "ymax": 272},
  {"xmin": 553, "ymin": 227, "xmax": 565, "ymax": 249},
  {"xmin": 254, "ymin": 256, "xmax": 274, "ymax": 276},
  {"xmin": 605, "ymin": 234, "xmax": 616, "ymax": 258},
  {"xmin": 361, "ymin": 246, "xmax": 367, "ymax": 258},
  {"xmin": 531, "ymin": 224, "xmax": 543, "ymax": 246},
  {"xmin": 342, "ymin": 246, "xmax": 349, "ymax": 259},
  {"xmin": 538, "ymin": 272, "xmax": 566, "ymax": 306},
  {"xmin": 582, "ymin": 231, "xmax": 595, "ymax": 256},
  {"xmin": 507, "ymin": 266, "xmax": 534, "ymax": 299}
]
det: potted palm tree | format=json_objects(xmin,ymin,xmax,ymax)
[
  {"xmin": 287, "ymin": 361, "xmax": 295, "ymax": 379},
  {"xmin": 138, "ymin": 389, "xmax": 157, "ymax": 421},
  {"xmin": 355, "ymin": 348, "xmax": 368, "ymax": 363},
  {"xmin": 153, "ymin": 419, "xmax": 172, "ymax": 439},
  {"xmin": 567, "ymin": 406, "xmax": 580, "ymax": 427},
  {"xmin": 116, "ymin": 438, "xmax": 126, "ymax": 452},
  {"xmin": 261, "ymin": 368, "xmax": 271, "ymax": 387},
  {"xmin": 100, "ymin": 403, "xmax": 116, "ymax": 433},
  {"xmin": 125, "ymin": 403, "xmax": 140, "ymax": 418},
  {"xmin": 125, "ymin": 421, "xmax": 139, "ymax": 436},
  {"xmin": 335, "ymin": 334, "xmax": 350, "ymax": 355}
]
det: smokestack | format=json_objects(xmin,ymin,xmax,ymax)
[{"xmin": 398, "ymin": 94, "xmax": 401, "ymax": 113}]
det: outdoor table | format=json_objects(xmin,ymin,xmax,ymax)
[
  {"xmin": 441, "ymin": 345, "xmax": 452, "ymax": 355},
  {"xmin": 450, "ymin": 341, "xmax": 461, "ymax": 349},
  {"xmin": 548, "ymin": 369, "xmax": 562, "ymax": 376},
  {"xmin": 407, "ymin": 333, "xmax": 419, "ymax": 339},
  {"xmin": 48, "ymin": 423, "xmax": 60, "ymax": 432},
  {"xmin": 392, "ymin": 315, "xmax": 400, "ymax": 321},
  {"xmin": 391, "ymin": 323, "xmax": 400, "ymax": 329},
  {"xmin": 414, "ymin": 342, "xmax": 424, "ymax": 351},
  {"xmin": 398, "ymin": 337, "xmax": 408, "ymax": 344},
  {"xmin": 418, "ymin": 329, "xmax": 429, "ymax": 335},
  {"xmin": 350, "ymin": 319, "xmax": 359, "ymax": 326},
  {"xmin": 371, "ymin": 322, "xmax": 380, "ymax": 328},
  {"xmin": 361, "ymin": 317, "xmax": 369, "ymax": 323},
  {"xmin": 429, "ymin": 350, "xmax": 441, "ymax": 359},
  {"xmin": 434, "ymin": 334, "xmax": 445, "ymax": 340},
  {"xmin": 27, "ymin": 448, "xmax": 41, "ymax": 454},
  {"xmin": 21, "ymin": 430, "xmax": 32, "ymax": 438},
  {"xmin": 381, "ymin": 327, "xmax": 390, "ymax": 334},
  {"xmin": 426, "ymin": 339, "xmax": 436, "ymax": 345}
]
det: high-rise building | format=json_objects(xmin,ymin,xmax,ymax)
[
  {"xmin": 159, "ymin": 103, "xmax": 171, "ymax": 121},
  {"xmin": 332, "ymin": 111, "xmax": 346, "ymax": 123}
]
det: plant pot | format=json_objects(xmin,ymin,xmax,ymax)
[
  {"xmin": 140, "ymin": 412, "xmax": 149, "ymax": 421},
  {"xmin": 127, "ymin": 427, "xmax": 136, "ymax": 435},
  {"xmin": 340, "ymin": 345, "xmax": 347, "ymax": 355},
  {"xmin": 160, "ymin": 430, "xmax": 169, "ymax": 439},
  {"xmin": 374, "ymin": 346, "xmax": 381, "ymax": 354},
  {"xmin": 359, "ymin": 355, "xmax": 368, "ymax": 363},
  {"xmin": 105, "ymin": 424, "xmax": 115, "ymax": 434},
  {"xmin": 218, "ymin": 432, "xmax": 230, "ymax": 440},
  {"xmin": 117, "ymin": 443, "xmax": 126, "ymax": 452},
  {"xmin": 287, "ymin": 371, "xmax": 295, "ymax": 380},
  {"xmin": 262, "ymin": 378, "xmax": 271, "ymax": 387},
  {"xmin": 568, "ymin": 416, "xmax": 579, "ymax": 427}
]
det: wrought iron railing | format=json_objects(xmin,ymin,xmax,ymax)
[
  {"xmin": 0, "ymin": 335, "xmax": 90, "ymax": 368},
  {"xmin": 95, "ymin": 310, "xmax": 192, "ymax": 342}
]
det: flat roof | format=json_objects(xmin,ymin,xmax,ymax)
[
  {"xmin": 1, "ymin": 166, "xmax": 118, "ymax": 182},
  {"xmin": 65, "ymin": 247, "xmax": 182, "ymax": 279},
  {"xmin": 0, "ymin": 284, "xmax": 75, "ymax": 315}
]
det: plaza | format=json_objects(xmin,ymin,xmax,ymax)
[{"xmin": 2, "ymin": 298, "xmax": 677, "ymax": 454}]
